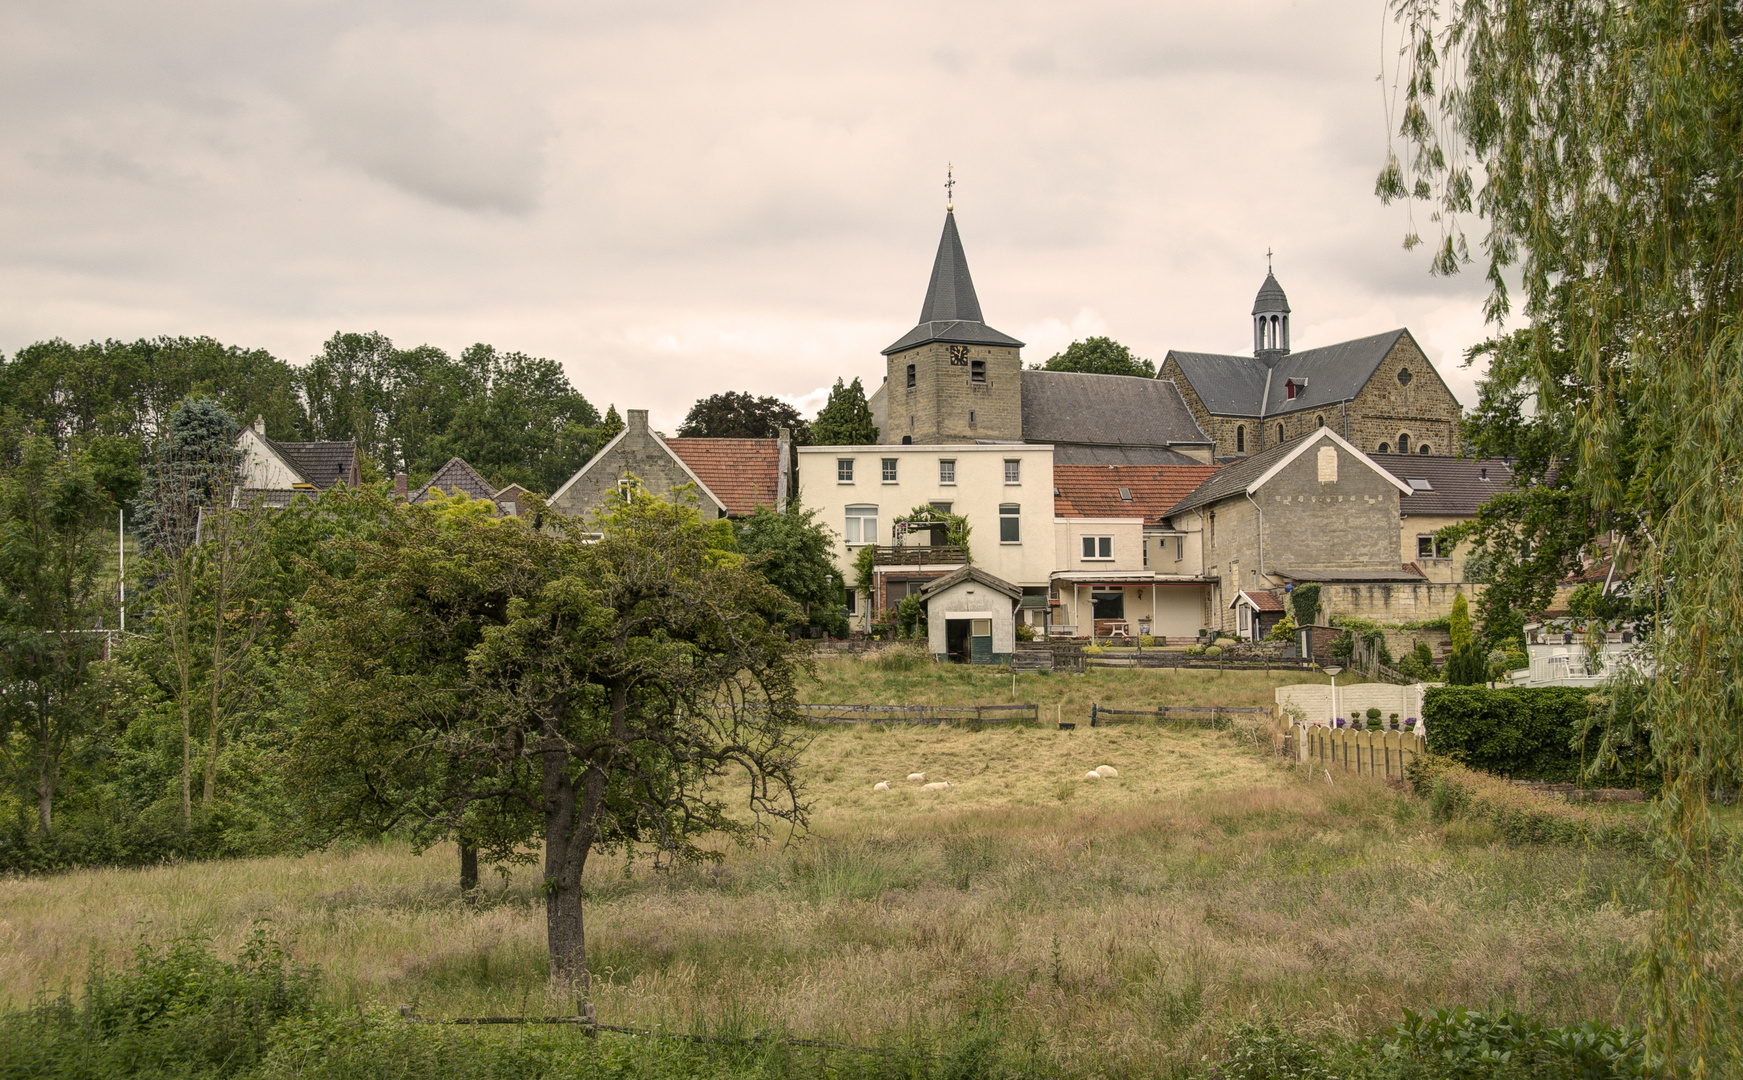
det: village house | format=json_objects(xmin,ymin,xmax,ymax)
[
  {"xmin": 549, "ymin": 409, "xmax": 789, "ymax": 522},
  {"xmin": 1369, "ymin": 452, "xmax": 1515, "ymax": 585},
  {"xmin": 1162, "ymin": 427, "xmax": 1426, "ymax": 638},
  {"xmin": 236, "ymin": 416, "xmax": 361, "ymax": 500}
]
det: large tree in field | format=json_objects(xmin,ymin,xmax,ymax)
[
  {"xmin": 809, "ymin": 378, "xmax": 878, "ymax": 446},
  {"xmin": 0, "ymin": 434, "xmax": 113, "ymax": 836},
  {"xmin": 1032, "ymin": 337, "xmax": 1155, "ymax": 378},
  {"xmin": 677, "ymin": 391, "xmax": 809, "ymax": 443},
  {"xmin": 1383, "ymin": 1, "xmax": 1743, "ymax": 1066},
  {"xmin": 292, "ymin": 491, "xmax": 808, "ymax": 1013}
]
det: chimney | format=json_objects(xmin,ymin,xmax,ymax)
[
  {"xmin": 628, "ymin": 409, "xmax": 649, "ymax": 435},
  {"xmin": 393, "ymin": 473, "xmax": 408, "ymax": 499},
  {"xmin": 253, "ymin": 415, "xmax": 265, "ymax": 436}
]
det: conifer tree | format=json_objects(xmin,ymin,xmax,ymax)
[{"xmin": 809, "ymin": 378, "xmax": 878, "ymax": 445}]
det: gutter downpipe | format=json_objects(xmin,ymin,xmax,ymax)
[{"xmin": 1245, "ymin": 488, "xmax": 1265, "ymax": 593}]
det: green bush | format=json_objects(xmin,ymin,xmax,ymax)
[
  {"xmin": 1203, "ymin": 646, "xmax": 1222, "ymax": 658},
  {"xmin": 1422, "ymin": 686, "xmax": 1653, "ymax": 786}
]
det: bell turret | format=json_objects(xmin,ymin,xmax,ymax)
[{"xmin": 1252, "ymin": 267, "xmax": 1290, "ymax": 362}]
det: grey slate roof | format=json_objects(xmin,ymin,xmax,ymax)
[
  {"xmin": 882, "ymin": 210, "xmax": 1024, "ymax": 354},
  {"xmin": 1020, "ymin": 371, "xmax": 1212, "ymax": 451},
  {"xmin": 411, "ymin": 457, "xmax": 498, "ymax": 504},
  {"xmin": 1252, "ymin": 271, "xmax": 1290, "ymax": 314},
  {"xmin": 1164, "ymin": 328, "xmax": 1410, "ymax": 418},
  {"xmin": 1370, "ymin": 454, "xmax": 1515, "ymax": 516},
  {"xmin": 271, "ymin": 440, "xmax": 359, "ymax": 489}
]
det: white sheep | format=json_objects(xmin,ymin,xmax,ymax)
[
  {"xmin": 907, "ymin": 772, "xmax": 926, "ymax": 782},
  {"xmin": 921, "ymin": 781, "xmax": 954, "ymax": 791},
  {"xmin": 1094, "ymin": 765, "xmax": 1119, "ymax": 778},
  {"xmin": 873, "ymin": 781, "xmax": 890, "ymax": 791},
  {"xmin": 1083, "ymin": 770, "xmax": 1102, "ymax": 781}
]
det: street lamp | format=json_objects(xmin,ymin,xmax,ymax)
[{"xmin": 1320, "ymin": 665, "xmax": 1343, "ymax": 727}]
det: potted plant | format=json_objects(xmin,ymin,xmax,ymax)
[{"xmin": 1388, "ymin": 712, "xmax": 1400, "ymax": 730}]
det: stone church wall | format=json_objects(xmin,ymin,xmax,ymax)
[
  {"xmin": 884, "ymin": 342, "xmax": 1023, "ymax": 445},
  {"xmin": 1341, "ymin": 337, "xmax": 1462, "ymax": 456}
]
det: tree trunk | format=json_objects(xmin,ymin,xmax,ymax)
[
  {"xmin": 36, "ymin": 745, "xmax": 55, "ymax": 837},
  {"xmin": 460, "ymin": 841, "xmax": 478, "ymax": 893},
  {"xmin": 179, "ymin": 680, "xmax": 192, "ymax": 828},
  {"xmin": 541, "ymin": 697, "xmax": 602, "ymax": 1021}
]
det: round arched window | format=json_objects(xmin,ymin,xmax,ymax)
[
  {"xmin": 1378, "ymin": 442, "xmax": 1390, "ymax": 454},
  {"xmin": 1236, "ymin": 425, "xmax": 1245, "ymax": 453},
  {"xmin": 1316, "ymin": 415, "xmax": 1325, "ymax": 427},
  {"xmin": 1419, "ymin": 444, "xmax": 1431, "ymax": 455},
  {"xmin": 1397, "ymin": 367, "xmax": 1414, "ymax": 385},
  {"xmin": 1398, "ymin": 433, "xmax": 1411, "ymax": 454},
  {"xmin": 1276, "ymin": 423, "xmax": 1284, "ymax": 443}
]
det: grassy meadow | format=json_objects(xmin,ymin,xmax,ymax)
[{"xmin": 0, "ymin": 660, "xmax": 1654, "ymax": 1077}]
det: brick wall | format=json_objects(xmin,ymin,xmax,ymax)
[{"xmin": 885, "ymin": 342, "xmax": 1023, "ymax": 444}]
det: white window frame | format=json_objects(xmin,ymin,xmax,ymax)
[
  {"xmin": 1417, "ymin": 534, "xmax": 1439, "ymax": 560},
  {"xmin": 1003, "ymin": 459, "xmax": 1021, "ymax": 485},
  {"xmin": 999, "ymin": 504, "xmax": 1020, "ymax": 544},
  {"xmin": 881, "ymin": 458, "xmax": 898, "ymax": 483},
  {"xmin": 837, "ymin": 458, "xmax": 854, "ymax": 483},
  {"xmin": 1081, "ymin": 535, "xmax": 1113, "ymax": 561},
  {"xmin": 938, "ymin": 459, "xmax": 956, "ymax": 485},
  {"xmin": 844, "ymin": 504, "xmax": 878, "ymax": 546}
]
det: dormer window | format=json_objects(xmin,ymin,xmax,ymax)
[{"xmin": 1285, "ymin": 379, "xmax": 1296, "ymax": 400}]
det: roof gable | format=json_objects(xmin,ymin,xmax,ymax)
[
  {"xmin": 271, "ymin": 439, "xmax": 359, "ymax": 490},
  {"xmin": 548, "ymin": 427, "xmax": 731, "ymax": 517},
  {"xmin": 411, "ymin": 457, "xmax": 497, "ymax": 504},
  {"xmin": 1164, "ymin": 329, "xmax": 1412, "ymax": 418},
  {"xmin": 1164, "ymin": 427, "xmax": 1412, "ymax": 518},
  {"xmin": 915, "ymin": 565, "xmax": 1023, "ymax": 602}
]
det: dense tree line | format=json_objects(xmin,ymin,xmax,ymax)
[{"xmin": 0, "ymin": 332, "xmax": 612, "ymax": 494}]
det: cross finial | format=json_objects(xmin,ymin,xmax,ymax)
[
  {"xmin": 1267, "ymin": 246, "xmax": 1273, "ymax": 272},
  {"xmin": 945, "ymin": 164, "xmax": 955, "ymax": 211}
]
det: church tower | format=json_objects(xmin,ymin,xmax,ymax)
[
  {"xmin": 1252, "ymin": 267, "xmax": 1291, "ymax": 364},
  {"xmin": 880, "ymin": 207, "xmax": 1025, "ymax": 444}
]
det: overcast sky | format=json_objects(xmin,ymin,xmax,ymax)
[{"xmin": 0, "ymin": 0, "xmax": 1496, "ymax": 433}]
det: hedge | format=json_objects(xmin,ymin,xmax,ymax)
[
  {"xmin": 1421, "ymin": 685, "xmax": 1652, "ymax": 786},
  {"xmin": 1408, "ymin": 756, "xmax": 1655, "ymax": 854}
]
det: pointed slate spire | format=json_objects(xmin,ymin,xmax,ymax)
[
  {"xmin": 917, "ymin": 211, "xmax": 985, "ymax": 324},
  {"xmin": 883, "ymin": 210, "xmax": 1023, "ymax": 355}
]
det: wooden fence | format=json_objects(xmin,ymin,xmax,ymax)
[
  {"xmin": 1090, "ymin": 704, "xmax": 1271, "ymax": 728},
  {"xmin": 788, "ymin": 703, "xmax": 1039, "ymax": 725},
  {"xmin": 1087, "ymin": 653, "xmax": 1309, "ymax": 673},
  {"xmin": 1291, "ymin": 723, "xmax": 1427, "ymax": 781}
]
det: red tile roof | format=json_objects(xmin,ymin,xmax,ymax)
[
  {"xmin": 1053, "ymin": 464, "xmax": 1220, "ymax": 520},
  {"xmin": 1241, "ymin": 589, "xmax": 1287, "ymax": 612},
  {"xmin": 665, "ymin": 438, "xmax": 783, "ymax": 517}
]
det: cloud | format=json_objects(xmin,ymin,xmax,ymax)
[{"xmin": 303, "ymin": 22, "xmax": 551, "ymax": 214}]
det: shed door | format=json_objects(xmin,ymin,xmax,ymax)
[{"xmin": 970, "ymin": 618, "xmax": 993, "ymax": 664}]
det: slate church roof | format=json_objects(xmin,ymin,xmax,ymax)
[
  {"xmin": 1165, "ymin": 328, "xmax": 1414, "ymax": 419},
  {"xmin": 882, "ymin": 210, "xmax": 1024, "ymax": 354}
]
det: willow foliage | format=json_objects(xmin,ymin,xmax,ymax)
[{"xmin": 1381, "ymin": 1, "xmax": 1742, "ymax": 1070}]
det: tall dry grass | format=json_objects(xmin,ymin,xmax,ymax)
[
  {"xmin": 797, "ymin": 652, "xmax": 1327, "ymax": 714},
  {"xmin": 0, "ymin": 721, "xmax": 1649, "ymax": 1077}
]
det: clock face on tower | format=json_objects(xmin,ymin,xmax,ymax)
[{"xmin": 948, "ymin": 345, "xmax": 970, "ymax": 365}]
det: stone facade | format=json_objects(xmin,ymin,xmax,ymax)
[
  {"xmin": 1340, "ymin": 336, "xmax": 1461, "ymax": 457},
  {"xmin": 881, "ymin": 341, "xmax": 1024, "ymax": 445},
  {"xmin": 1172, "ymin": 434, "xmax": 1411, "ymax": 634},
  {"xmin": 549, "ymin": 409, "xmax": 727, "ymax": 521},
  {"xmin": 1159, "ymin": 335, "xmax": 1462, "ymax": 462}
]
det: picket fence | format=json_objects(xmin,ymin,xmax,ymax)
[{"xmin": 1291, "ymin": 723, "xmax": 1427, "ymax": 781}]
